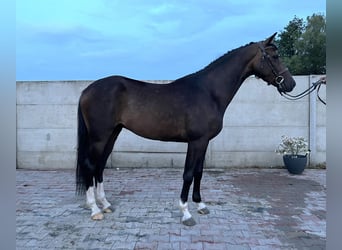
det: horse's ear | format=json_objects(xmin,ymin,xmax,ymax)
[{"xmin": 264, "ymin": 32, "xmax": 277, "ymax": 45}]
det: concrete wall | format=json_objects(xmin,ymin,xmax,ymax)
[{"xmin": 16, "ymin": 76, "xmax": 326, "ymax": 169}]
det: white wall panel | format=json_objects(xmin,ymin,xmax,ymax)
[{"xmin": 16, "ymin": 76, "xmax": 326, "ymax": 169}]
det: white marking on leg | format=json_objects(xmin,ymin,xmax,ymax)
[
  {"xmin": 197, "ymin": 202, "xmax": 206, "ymax": 211},
  {"xmin": 179, "ymin": 200, "xmax": 192, "ymax": 221},
  {"xmin": 196, "ymin": 201, "xmax": 209, "ymax": 215},
  {"xmin": 96, "ymin": 182, "xmax": 111, "ymax": 210},
  {"xmin": 86, "ymin": 186, "xmax": 102, "ymax": 217}
]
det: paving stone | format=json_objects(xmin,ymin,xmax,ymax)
[
  {"xmin": 157, "ymin": 242, "xmax": 180, "ymax": 250},
  {"xmin": 16, "ymin": 168, "xmax": 326, "ymax": 249}
]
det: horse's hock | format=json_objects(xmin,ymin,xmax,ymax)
[{"xmin": 16, "ymin": 75, "xmax": 325, "ymax": 170}]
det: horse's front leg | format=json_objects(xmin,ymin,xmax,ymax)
[
  {"xmin": 193, "ymin": 169, "xmax": 210, "ymax": 215},
  {"xmin": 179, "ymin": 139, "xmax": 209, "ymax": 226}
]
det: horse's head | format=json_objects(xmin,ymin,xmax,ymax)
[{"xmin": 252, "ymin": 33, "xmax": 296, "ymax": 93}]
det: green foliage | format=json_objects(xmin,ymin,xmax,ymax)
[{"xmin": 275, "ymin": 13, "xmax": 326, "ymax": 75}]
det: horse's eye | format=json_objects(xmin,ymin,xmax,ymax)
[{"xmin": 272, "ymin": 55, "xmax": 279, "ymax": 60}]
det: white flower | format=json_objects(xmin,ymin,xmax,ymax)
[{"xmin": 276, "ymin": 135, "xmax": 310, "ymax": 155}]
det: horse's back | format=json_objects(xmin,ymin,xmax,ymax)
[{"xmin": 81, "ymin": 75, "xmax": 176, "ymax": 101}]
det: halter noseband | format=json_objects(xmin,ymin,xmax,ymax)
[{"xmin": 258, "ymin": 42, "xmax": 288, "ymax": 89}]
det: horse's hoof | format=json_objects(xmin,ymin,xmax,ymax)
[
  {"xmin": 103, "ymin": 207, "xmax": 113, "ymax": 213},
  {"xmin": 182, "ymin": 217, "xmax": 196, "ymax": 226},
  {"xmin": 91, "ymin": 212, "xmax": 104, "ymax": 220},
  {"xmin": 198, "ymin": 207, "xmax": 210, "ymax": 215}
]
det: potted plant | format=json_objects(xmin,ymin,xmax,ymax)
[{"xmin": 276, "ymin": 135, "xmax": 310, "ymax": 174}]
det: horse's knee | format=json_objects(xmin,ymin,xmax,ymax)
[
  {"xmin": 194, "ymin": 166, "xmax": 203, "ymax": 178},
  {"xmin": 183, "ymin": 171, "xmax": 194, "ymax": 183}
]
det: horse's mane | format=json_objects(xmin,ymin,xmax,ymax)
[
  {"xmin": 174, "ymin": 42, "xmax": 256, "ymax": 82},
  {"xmin": 201, "ymin": 42, "xmax": 255, "ymax": 73}
]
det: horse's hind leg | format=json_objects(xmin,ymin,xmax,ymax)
[
  {"xmin": 95, "ymin": 126, "xmax": 122, "ymax": 214},
  {"xmin": 96, "ymin": 182, "xmax": 112, "ymax": 213},
  {"xmin": 86, "ymin": 187, "xmax": 103, "ymax": 220},
  {"xmin": 84, "ymin": 140, "xmax": 107, "ymax": 220}
]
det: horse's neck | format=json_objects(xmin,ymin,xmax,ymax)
[{"xmin": 203, "ymin": 44, "xmax": 257, "ymax": 113}]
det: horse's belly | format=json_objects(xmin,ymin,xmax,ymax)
[
  {"xmin": 122, "ymin": 112, "xmax": 189, "ymax": 142},
  {"xmin": 127, "ymin": 122, "xmax": 188, "ymax": 142}
]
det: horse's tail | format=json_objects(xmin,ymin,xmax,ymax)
[{"xmin": 76, "ymin": 101, "xmax": 90, "ymax": 195}]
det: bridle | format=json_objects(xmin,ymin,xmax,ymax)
[
  {"xmin": 257, "ymin": 42, "xmax": 326, "ymax": 105},
  {"xmin": 258, "ymin": 42, "xmax": 289, "ymax": 92}
]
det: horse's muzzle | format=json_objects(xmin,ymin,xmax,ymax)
[{"xmin": 278, "ymin": 78, "xmax": 296, "ymax": 93}]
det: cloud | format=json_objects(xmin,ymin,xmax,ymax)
[
  {"xmin": 16, "ymin": 0, "xmax": 326, "ymax": 80},
  {"xmin": 27, "ymin": 25, "xmax": 102, "ymax": 45},
  {"xmin": 148, "ymin": 3, "xmax": 182, "ymax": 15}
]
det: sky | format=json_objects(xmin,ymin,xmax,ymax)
[{"xmin": 16, "ymin": 0, "xmax": 326, "ymax": 81}]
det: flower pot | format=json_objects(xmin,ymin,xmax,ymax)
[{"xmin": 283, "ymin": 154, "xmax": 307, "ymax": 174}]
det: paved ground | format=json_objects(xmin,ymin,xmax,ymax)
[{"xmin": 16, "ymin": 168, "xmax": 326, "ymax": 249}]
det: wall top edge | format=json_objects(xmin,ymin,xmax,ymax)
[{"xmin": 15, "ymin": 75, "xmax": 324, "ymax": 83}]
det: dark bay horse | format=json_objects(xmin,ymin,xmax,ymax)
[{"xmin": 76, "ymin": 33, "xmax": 296, "ymax": 226}]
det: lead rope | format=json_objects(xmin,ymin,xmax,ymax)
[
  {"xmin": 281, "ymin": 79, "xmax": 326, "ymax": 105},
  {"xmin": 317, "ymin": 83, "xmax": 326, "ymax": 105}
]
